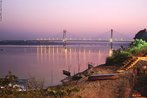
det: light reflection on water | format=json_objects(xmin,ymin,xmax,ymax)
[{"xmin": 0, "ymin": 44, "xmax": 128, "ymax": 86}]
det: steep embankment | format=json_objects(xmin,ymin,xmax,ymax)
[
  {"xmin": 65, "ymin": 66, "xmax": 134, "ymax": 98},
  {"xmin": 133, "ymin": 74, "xmax": 147, "ymax": 97},
  {"xmin": 47, "ymin": 56, "xmax": 147, "ymax": 98}
]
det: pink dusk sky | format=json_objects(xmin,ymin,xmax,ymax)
[{"xmin": 0, "ymin": 0, "xmax": 147, "ymax": 40}]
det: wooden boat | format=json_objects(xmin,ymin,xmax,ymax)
[
  {"xmin": 88, "ymin": 64, "xmax": 93, "ymax": 69},
  {"xmin": 88, "ymin": 74, "xmax": 118, "ymax": 81},
  {"xmin": 61, "ymin": 77, "xmax": 72, "ymax": 84},
  {"xmin": 63, "ymin": 70, "xmax": 71, "ymax": 77}
]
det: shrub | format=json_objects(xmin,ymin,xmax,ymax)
[
  {"xmin": 106, "ymin": 50, "xmax": 132, "ymax": 65},
  {"xmin": 106, "ymin": 39, "xmax": 147, "ymax": 66},
  {"xmin": 131, "ymin": 39, "xmax": 147, "ymax": 48},
  {"xmin": 129, "ymin": 39, "xmax": 147, "ymax": 56}
]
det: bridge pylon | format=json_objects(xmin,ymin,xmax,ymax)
[
  {"xmin": 110, "ymin": 29, "xmax": 113, "ymax": 48},
  {"xmin": 63, "ymin": 30, "xmax": 67, "ymax": 46},
  {"xmin": 109, "ymin": 29, "xmax": 113, "ymax": 57},
  {"xmin": 110, "ymin": 29, "xmax": 113, "ymax": 42}
]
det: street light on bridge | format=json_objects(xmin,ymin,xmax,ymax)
[{"xmin": 109, "ymin": 38, "xmax": 113, "ymax": 43}]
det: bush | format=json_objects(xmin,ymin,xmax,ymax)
[
  {"xmin": 106, "ymin": 50, "xmax": 132, "ymax": 65},
  {"xmin": 129, "ymin": 39, "xmax": 147, "ymax": 56},
  {"xmin": 106, "ymin": 39, "xmax": 147, "ymax": 66},
  {"xmin": 131, "ymin": 39, "xmax": 147, "ymax": 48}
]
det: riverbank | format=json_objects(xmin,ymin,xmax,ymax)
[
  {"xmin": 49, "ymin": 60, "xmax": 146, "ymax": 98},
  {"xmin": 49, "ymin": 65, "xmax": 134, "ymax": 98}
]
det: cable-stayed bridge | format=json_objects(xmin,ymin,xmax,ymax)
[
  {"xmin": 0, "ymin": 29, "xmax": 134, "ymax": 45},
  {"xmin": 36, "ymin": 29, "xmax": 134, "ymax": 44}
]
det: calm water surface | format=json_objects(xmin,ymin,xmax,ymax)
[{"xmin": 0, "ymin": 43, "xmax": 129, "ymax": 87}]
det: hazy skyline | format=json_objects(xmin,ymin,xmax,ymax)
[{"xmin": 0, "ymin": 0, "xmax": 147, "ymax": 40}]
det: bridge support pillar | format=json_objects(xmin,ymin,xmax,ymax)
[
  {"xmin": 110, "ymin": 29, "xmax": 113, "ymax": 49},
  {"xmin": 63, "ymin": 30, "xmax": 67, "ymax": 46},
  {"xmin": 109, "ymin": 29, "xmax": 113, "ymax": 56}
]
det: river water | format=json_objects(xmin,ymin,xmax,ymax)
[{"xmin": 0, "ymin": 43, "xmax": 129, "ymax": 87}]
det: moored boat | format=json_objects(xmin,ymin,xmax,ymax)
[{"xmin": 88, "ymin": 74, "xmax": 118, "ymax": 81}]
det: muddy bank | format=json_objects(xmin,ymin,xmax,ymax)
[
  {"xmin": 47, "ymin": 61, "xmax": 147, "ymax": 98},
  {"xmin": 57, "ymin": 65, "xmax": 134, "ymax": 98}
]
